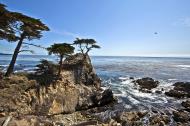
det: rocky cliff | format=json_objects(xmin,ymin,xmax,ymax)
[{"xmin": 0, "ymin": 54, "xmax": 116, "ymax": 125}]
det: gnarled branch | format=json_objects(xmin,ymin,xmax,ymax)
[
  {"xmin": 23, "ymin": 42, "xmax": 46, "ymax": 49},
  {"xmin": 19, "ymin": 50, "xmax": 34, "ymax": 54}
]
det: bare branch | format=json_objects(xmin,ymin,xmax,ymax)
[
  {"xmin": 19, "ymin": 50, "xmax": 34, "ymax": 54},
  {"xmin": 23, "ymin": 42, "xmax": 46, "ymax": 49}
]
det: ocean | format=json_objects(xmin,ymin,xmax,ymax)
[{"xmin": 1, "ymin": 55, "xmax": 190, "ymax": 111}]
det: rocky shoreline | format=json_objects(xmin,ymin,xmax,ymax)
[{"xmin": 0, "ymin": 54, "xmax": 190, "ymax": 126}]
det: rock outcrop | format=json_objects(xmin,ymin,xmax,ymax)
[
  {"xmin": 173, "ymin": 110, "xmax": 190, "ymax": 123},
  {"xmin": 165, "ymin": 82, "xmax": 190, "ymax": 98},
  {"xmin": 182, "ymin": 100, "xmax": 190, "ymax": 112},
  {"xmin": 0, "ymin": 53, "xmax": 116, "ymax": 125},
  {"xmin": 134, "ymin": 77, "xmax": 159, "ymax": 93}
]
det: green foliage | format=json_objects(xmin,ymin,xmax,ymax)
[
  {"xmin": 35, "ymin": 59, "xmax": 58, "ymax": 75},
  {"xmin": 73, "ymin": 38, "xmax": 100, "ymax": 54},
  {"xmin": 27, "ymin": 60, "xmax": 58, "ymax": 86},
  {"xmin": 47, "ymin": 43, "xmax": 75, "ymax": 57},
  {"xmin": 0, "ymin": 3, "xmax": 19, "ymax": 41},
  {"xmin": 0, "ymin": 3, "xmax": 49, "ymax": 42},
  {"xmin": 47, "ymin": 43, "xmax": 75, "ymax": 76}
]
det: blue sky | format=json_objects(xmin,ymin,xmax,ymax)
[{"xmin": 0, "ymin": 0, "xmax": 190, "ymax": 56}]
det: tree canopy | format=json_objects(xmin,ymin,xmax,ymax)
[
  {"xmin": 47, "ymin": 43, "xmax": 75, "ymax": 76},
  {"xmin": 0, "ymin": 3, "xmax": 49, "ymax": 42},
  {"xmin": 47, "ymin": 43, "xmax": 75, "ymax": 56},
  {"xmin": 73, "ymin": 38, "xmax": 100, "ymax": 54},
  {"xmin": 1, "ymin": 3, "xmax": 50, "ymax": 76},
  {"xmin": 0, "ymin": 3, "xmax": 18, "ymax": 41}
]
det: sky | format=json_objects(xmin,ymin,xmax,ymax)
[{"xmin": 0, "ymin": 0, "xmax": 190, "ymax": 57}]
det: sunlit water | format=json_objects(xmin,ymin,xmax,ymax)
[{"xmin": 1, "ymin": 55, "xmax": 190, "ymax": 112}]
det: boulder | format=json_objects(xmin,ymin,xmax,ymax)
[
  {"xmin": 155, "ymin": 90, "xmax": 162, "ymax": 94},
  {"xmin": 91, "ymin": 89, "xmax": 116, "ymax": 107},
  {"xmin": 165, "ymin": 82, "xmax": 190, "ymax": 98},
  {"xmin": 181, "ymin": 100, "xmax": 190, "ymax": 112},
  {"xmin": 173, "ymin": 110, "xmax": 190, "ymax": 123},
  {"xmin": 149, "ymin": 114, "xmax": 170, "ymax": 125},
  {"xmin": 165, "ymin": 90, "xmax": 186, "ymax": 98},
  {"xmin": 116, "ymin": 111, "xmax": 148, "ymax": 125},
  {"xmin": 135, "ymin": 77, "xmax": 159, "ymax": 90}
]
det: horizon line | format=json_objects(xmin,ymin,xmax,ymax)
[{"xmin": 1, "ymin": 53, "xmax": 190, "ymax": 58}]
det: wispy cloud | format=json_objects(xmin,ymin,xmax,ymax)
[
  {"xmin": 50, "ymin": 29, "xmax": 93, "ymax": 39},
  {"xmin": 173, "ymin": 17, "xmax": 190, "ymax": 27}
]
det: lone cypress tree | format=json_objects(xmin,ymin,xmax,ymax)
[
  {"xmin": 73, "ymin": 38, "xmax": 100, "ymax": 55},
  {"xmin": 0, "ymin": 3, "xmax": 49, "ymax": 76},
  {"xmin": 47, "ymin": 43, "xmax": 75, "ymax": 76}
]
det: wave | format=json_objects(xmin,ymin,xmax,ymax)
[{"xmin": 177, "ymin": 65, "xmax": 190, "ymax": 68}]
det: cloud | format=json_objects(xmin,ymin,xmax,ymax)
[
  {"xmin": 52, "ymin": 30, "xmax": 80, "ymax": 38},
  {"xmin": 50, "ymin": 29, "xmax": 93, "ymax": 39},
  {"xmin": 173, "ymin": 17, "xmax": 190, "ymax": 27}
]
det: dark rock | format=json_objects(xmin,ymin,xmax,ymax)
[
  {"xmin": 129, "ymin": 77, "xmax": 134, "ymax": 80},
  {"xmin": 181, "ymin": 100, "xmax": 190, "ymax": 112},
  {"xmin": 0, "ymin": 72, "xmax": 3, "ymax": 80},
  {"xmin": 139, "ymin": 88, "xmax": 152, "ymax": 93},
  {"xmin": 135, "ymin": 77, "xmax": 159, "ymax": 90},
  {"xmin": 92, "ymin": 89, "xmax": 115, "ymax": 107},
  {"xmin": 155, "ymin": 90, "xmax": 162, "ymax": 94},
  {"xmin": 173, "ymin": 110, "xmax": 190, "ymax": 122},
  {"xmin": 165, "ymin": 90, "xmax": 186, "ymax": 98},
  {"xmin": 173, "ymin": 82, "xmax": 190, "ymax": 90},
  {"xmin": 165, "ymin": 82, "xmax": 190, "ymax": 98}
]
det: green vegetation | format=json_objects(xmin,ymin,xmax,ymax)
[
  {"xmin": 0, "ymin": 3, "xmax": 49, "ymax": 76},
  {"xmin": 0, "ymin": 3, "xmax": 19, "ymax": 41},
  {"xmin": 27, "ymin": 60, "xmax": 59, "ymax": 86},
  {"xmin": 35, "ymin": 59, "xmax": 58, "ymax": 75},
  {"xmin": 73, "ymin": 38, "xmax": 100, "ymax": 55},
  {"xmin": 47, "ymin": 43, "xmax": 75, "ymax": 76}
]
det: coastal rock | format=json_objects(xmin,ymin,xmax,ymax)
[
  {"xmin": 149, "ymin": 114, "xmax": 170, "ymax": 125},
  {"xmin": 116, "ymin": 111, "xmax": 148, "ymax": 125},
  {"xmin": 0, "ymin": 53, "xmax": 116, "ymax": 118},
  {"xmin": 0, "ymin": 116, "xmax": 54, "ymax": 126},
  {"xmin": 92, "ymin": 89, "xmax": 115, "ymax": 107},
  {"xmin": 165, "ymin": 82, "xmax": 190, "ymax": 98},
  {"xmin": 62, "ymin": 53, "xmax": 101, "ymax": 88},
  {"xmin": 155, "ymin": 90, "xmax": 162, "ymax": 94},
  {"xmin": 135, "ymin": 77, "xmax": 159, "ymax": 90},
  {"xmin": 0, "ymin": 72, "xmax": 3, "ymax": 80},
  {"xmin": 165, "ymin": 90, "xmax": 186, "ymax": 98},
  {"xmin": 173, "ymin": 110, "xmax": 190, "ymax": 123},
  {"xmin": 181, "ymin": 100, "xmax": 190, "ymax": 112}
]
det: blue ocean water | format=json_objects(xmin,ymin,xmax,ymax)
[{"xmin": 1, "ymin": 55, "xmax": 190, "ymax": 111}]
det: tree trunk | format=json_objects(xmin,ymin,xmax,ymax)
[
  {"xmin": 58, "ymin": 56, "xmax": 63, "ymax": 77},
  {"xmin": 5, "ymin": 33, "xmax": 25, "ymax": 76}
]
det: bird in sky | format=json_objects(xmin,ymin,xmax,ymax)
[{"xmin": 154, "ymin": 32, "xmax": 158, "ymax": 35}]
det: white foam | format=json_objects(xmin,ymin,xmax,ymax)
[
  {"xmin": 177, "ymin": 65, "xmax": 190, "ymax": 68},
  {"xmin": 119, "ymin": 76, "xmax": 129, "ymax": 80},
  {"xmin": 168, "ymin": 79, "xmax": 178, "ymax": 81},
  {"xmin": 127, "ymin": 95, "xmax": 140, "ymax": 104}
]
